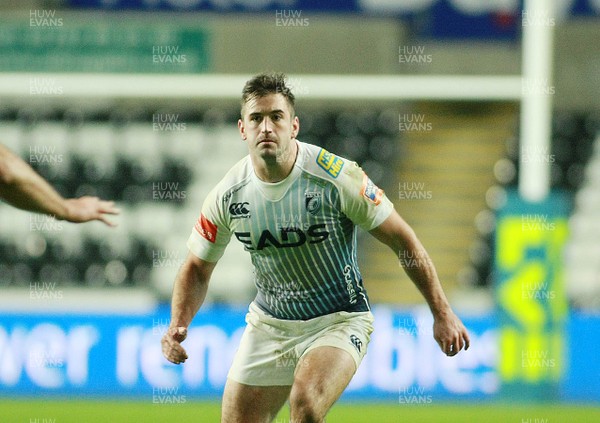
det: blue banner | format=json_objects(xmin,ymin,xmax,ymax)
[
  {"xmin": 64, "ymin": 0, "xmax": 600, "ymax": 41},
  {"xmin": 67, "ymin": 0, "xmax": 600, "ymax": 16},
  {"xmin": 0, "ymin": 305, "xmax": 496, "ymax": 401},
  {"xmin": 0, "ymin": 305, "xmax": 598, "ymax": 402}
]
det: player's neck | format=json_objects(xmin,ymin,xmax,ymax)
[{"xmin": 252, "ymin": 141, "xmax": 298, "ymax": 183}]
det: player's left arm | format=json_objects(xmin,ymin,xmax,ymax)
[{"xmin": 369, "ymin": 209, "xmax": 470, "ymax": 356}]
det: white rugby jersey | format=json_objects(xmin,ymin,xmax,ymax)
[{"xmin": 187, "ymin": 141, "xmax": 394, "ymax": 320}]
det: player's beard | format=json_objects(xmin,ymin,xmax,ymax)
[
  {"xmin": 255, "ymin": 136, "xmax": 296, "ymax": 167},
  {"xmin": 256, "ymin": 137, "xmax": 278, "ymax": 158},
  {"xmin": 274, "ymin": 142, "xmax": 294, "ymax": 165}
]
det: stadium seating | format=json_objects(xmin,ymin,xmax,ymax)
[
  {"xmin": 0, "ymin": 107, "xmax": 398, "ymax": 303},
  {"xmin": 460, "ymin": 111, "xmax": 598, "ymax": 294},
  {"xmin": 564, "ymin": 113, "xmax": 600, "ymax": 308}
]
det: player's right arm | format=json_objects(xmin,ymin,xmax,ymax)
[
  {"xmin": 161, "ymin": 253, "xmax": 217, "ymax": 365},
  {"xmin": 162, "ymin": 178, "xmax": 234, "ymax": 365}
]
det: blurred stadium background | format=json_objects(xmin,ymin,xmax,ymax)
[{"xmin": 0, "ymin": 0, "xmax": 599, "ymax": 422}]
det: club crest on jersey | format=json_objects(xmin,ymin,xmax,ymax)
[
  {"xmin": 305, "ymin": 192, "xmax": 322, "ymax": 215},
  {"xmin": 316, "ymin": 148, "xmax": 344, "ymax": 178},
  {"xmin": 361, "ymin": 174, "xmax": 383, "ymax": 205}
]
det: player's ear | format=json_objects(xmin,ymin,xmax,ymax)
[
  {"xmin": 238, "ymin": 119, "xmax": 247, "ymax": 141},
  {"xmin": 291, "ymin": 115, "xmax": 299, "ymax": 139}
]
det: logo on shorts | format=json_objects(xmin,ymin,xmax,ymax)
[{"xmin": 350, "ymin": 334, "xmax": 363, "ymax": 353}]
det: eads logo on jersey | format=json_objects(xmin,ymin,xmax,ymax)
[
  {"xmin": 195, "ymin": 213, "xmax": 218, "ymax": 243},
  {"xmin": 234, "ymin": 224, "xmax": 329, "ymax": 251},
  {"xmin": 361, "ymin": 174, "xmax": 383, "ymax": 205}
]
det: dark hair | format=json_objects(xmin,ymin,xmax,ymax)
[{"xmin": 241, "ymin": 72, "xmax": 296, "ymax": 117}]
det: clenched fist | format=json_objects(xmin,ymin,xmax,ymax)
[{"xmin": 161, "ymin": 326, "xmax": 189, "ymax": 364}]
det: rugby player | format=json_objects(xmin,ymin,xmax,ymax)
[
  {"xmin": 162, "ymin": 73, "xmax": 470, "ymax": 422},
  {"xmin": 0, "ymin": 143, "xmax": 119, "ymax": 225}
]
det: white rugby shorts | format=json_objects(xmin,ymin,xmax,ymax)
[{"xmin": 227, "ymin": 301, "xmax": 374, "ymax": 386}]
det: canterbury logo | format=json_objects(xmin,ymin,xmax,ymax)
[
  {"xmin": 350, "ymin": 334, "xmax": 363, "ymax": 353},
  {"xmin": 229, "ymin": 202, "xmax": 250, "ymax": 218}
]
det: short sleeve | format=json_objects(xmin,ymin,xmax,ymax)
[
  {"xmin": 187, "ymin": 186, "xmax": 232, "ymax": 262},
  {"xmin": 338, "ymin": 161, "xmax": 394, "ymax": 231}
]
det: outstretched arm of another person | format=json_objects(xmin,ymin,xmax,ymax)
[{"xmin": 0, "ymin": 143, "xmax": 119, "ymax": 226}]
